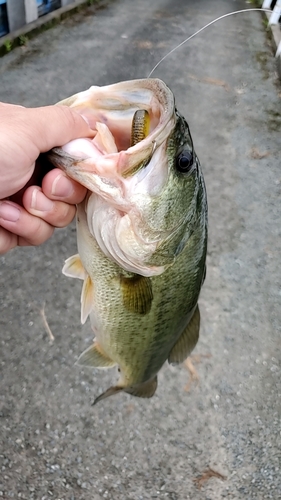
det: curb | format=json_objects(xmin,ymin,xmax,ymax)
[
  {"xmin": 265, "ymin": 11, "xmax": 281, "ymax": 79},
  {"xmin": 270, "ymin": 23, "xmax": 281, "ymax": 79},
  {"xmin": 0, "ymin": 0, "xmax": 111, "ymax": 57}
]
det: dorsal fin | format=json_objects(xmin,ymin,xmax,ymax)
[{"xmin": 168, "ymin": 305, "xmax": 200, "ymax": 365}]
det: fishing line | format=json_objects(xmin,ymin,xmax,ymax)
[{"xmin": 148, "ymin": 8, "xmax": 272, "ymax": 78}]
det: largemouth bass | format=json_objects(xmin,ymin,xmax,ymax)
[{"xmin": 48, "ymin": 78, "xmax": 208, "ymax": 405}]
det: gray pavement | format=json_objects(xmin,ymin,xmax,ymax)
[{"xmin": 0, "ymin": 0, "xmax": 281, "ymax": 498}]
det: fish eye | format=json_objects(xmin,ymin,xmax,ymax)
[{"xmin": 176, "ymin": 150, "xmax": 194, "ymax": 173}]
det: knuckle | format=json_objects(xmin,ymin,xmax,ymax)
[
  {"xmin": 0, "ymin": 227, "xmax": 17, "ymax": 254},
  {"xmin": 25, "ymin": 216, "xmax": 53, "ymax": 245},
  {"xmin": 27, "ymin": 223, "xmax": 54, "ymax": 246}
]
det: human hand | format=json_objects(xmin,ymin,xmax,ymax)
[{"xmin": 0, "ymin": 102, "xmax": 95, "ymax": 254}]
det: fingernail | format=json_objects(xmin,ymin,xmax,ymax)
[
  {"xmin": 51, "ymin": 173, "xmax": 74, "ymax": 198},
  {"xmin": 0, "ymin": 202, "xmax": 20, "ymax": 222},
  {"xmin": 31, "ymin": 188, "xmax": 54, "ymax": 211}
]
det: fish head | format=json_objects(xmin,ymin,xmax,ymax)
[{"xmin": 48, "ymin": 78, "xmax": 206, "ymax": 277}]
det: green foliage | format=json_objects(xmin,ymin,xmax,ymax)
[
  {"xmin": 4, "ymin": 40, "xmax": 12, "ymax": 52},
  {"xmin": 19, "ymin": 35, "xmax": 28, "ymax": 46},
  {"xmin": 247, "ymin": 0, "xmax": 263, "ymax": 6}
]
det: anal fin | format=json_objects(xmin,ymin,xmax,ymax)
[
  {"xmin": 125, "ymin": 376, "xmax": 158, "ymax": 399},
  {"xmin": 120, "ymin": 275, "xmax": 153, "ymax": 315},
  {"xmin": 77, "ymin": 342, "xmax": 116, "ymax": 368},
  {"xmin": 168, "ymin": 305, "xmax": 200, "ymax": 365},
  {"xmin": 62, "ymin": 254, "xmax": 86, "ymax": 280}
]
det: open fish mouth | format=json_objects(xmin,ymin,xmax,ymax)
[{"xmin": 49, "ymin": 78, "xmax": 176, "ymax": 186}]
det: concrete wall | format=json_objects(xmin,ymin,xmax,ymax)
[{"xmin": 6, "ymin": 0, "xmax": 26, "ymax": 31}]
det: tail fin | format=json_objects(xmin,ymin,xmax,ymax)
[
  {"xmin": 92, "ymin": 385, "xmax": 123, "ymax": 405},
  {"xmin": 125, "ymin": 376, "xmax": 158, "ymax": 399},
  {"xmin": 92, "ymin": 376, "xmax": 158, "ymax": 405}
]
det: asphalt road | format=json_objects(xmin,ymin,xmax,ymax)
[{"xmin": 0, "ymin": 0, "xmax": 280, "ymax": 498}]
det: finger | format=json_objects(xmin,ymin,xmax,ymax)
[
  {"xmin": 25, "ymin": 105, "xmax": 95, "ymax": 154},
  {"xmin": 41, "ymin": 168, "xmax": 87, "ymax": 204},
  {"xmin": 0, "ymin": 226, "xmax": 18, "ymax": 254},
  {"xmin": 22, "ymin": 187, "xmax": 76, "ymax": 228},
  {"xmin": 0, "ymin": 225, "xmax": 48, "ymax": 254},
  {"xmin": 0, "ymin": 104, "xmax": 95, "ymax": 199},
  {"xmin": 0, "ymin": 200, "xmax": 54, "ymax": 246}
]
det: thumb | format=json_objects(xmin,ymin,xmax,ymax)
[{"xmin": 26, "ymin": 104, "xmax": 95, "ymax": 153}]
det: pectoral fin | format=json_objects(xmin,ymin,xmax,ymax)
[
  {"xmin": 120, "ymin": 275, "xmax": 153, "ymax": 315},
  {"xmin": 62, "ymin": 254, "xmax": 86, "ymax": 280},
  {"xmin": 168, "ymin": 305, "xmax": 200, "ymax": 365},
  {"xmin": 125, "ymin": 376, "xmax": 158, "ymax": 399},
  {"xmin": 77, "ymin": 342, "xmax": 116, "ymax": 368},
  {"xmin": 81, "ymin": 275, "xmax": 94, "ymax": 324}
]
